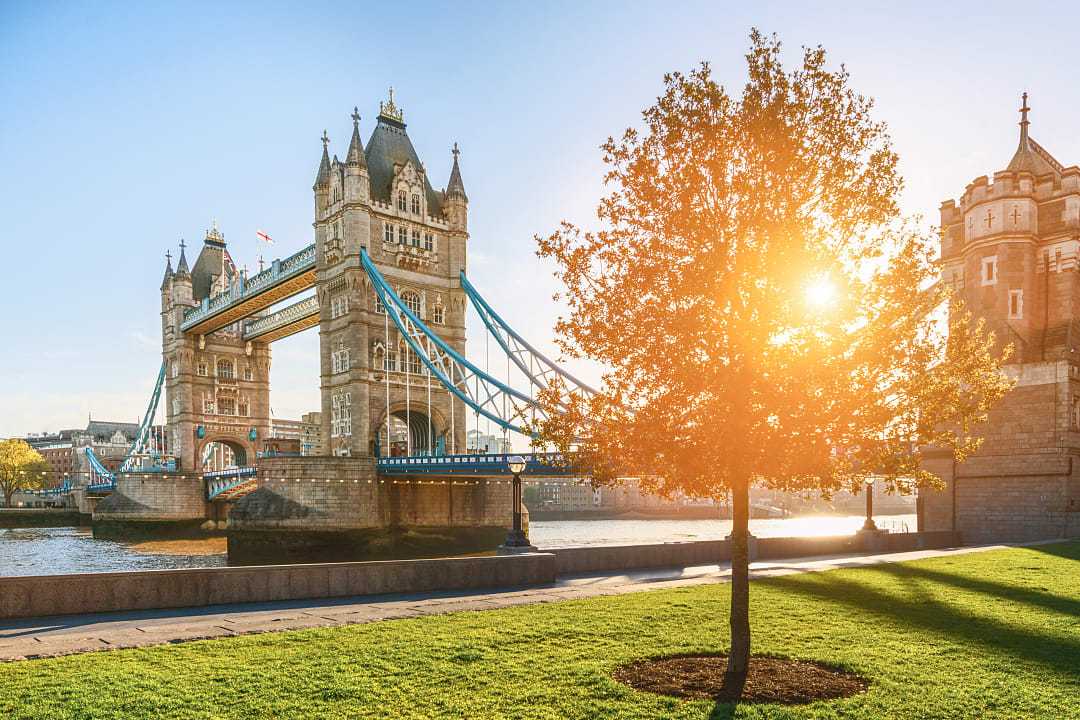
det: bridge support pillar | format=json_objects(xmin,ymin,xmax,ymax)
[
  {"xmin": 226, "ymin": 457, "xmax": 513, "ymax": 564},
  {"xmin": 92, "ymin": 473, "xmax": 213, "ymax": 539}
]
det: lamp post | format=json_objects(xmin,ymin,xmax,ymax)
[
  {"xmin": 861, "ymin": 476, "xmax": 878, "ymax": 531},
  {"xmin": 498, "ymin": 455, "xmax": 537, "ymax": 554}
]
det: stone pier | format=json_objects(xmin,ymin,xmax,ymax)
[
  {"xmin": 227, "ymin": 456, "xmax": 513, "ymax": 564},
  {"xmin": 92, "ymin": 472, "xmax": 211, "ymax": 539}
]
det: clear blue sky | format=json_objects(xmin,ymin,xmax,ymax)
[{"xmin": 1, "ymin": 0, "xmax": 1077, "ymax": 437}]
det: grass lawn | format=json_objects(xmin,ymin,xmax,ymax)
[{"xmin": 2, "ymin": 542, "xmax": 1078, "ymax": 719}]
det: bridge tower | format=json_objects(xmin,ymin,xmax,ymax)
[
  {"xmin": 314, "ymin": 92, "xmax": 468, "ymax": 458},
  {"xmin": 161, "ymin": 227, "xmax": 272, "ymax": 471}
]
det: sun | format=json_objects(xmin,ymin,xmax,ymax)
[{"xmin": 805, "ymin": 275, "xmax": 836, "ymax": 309}]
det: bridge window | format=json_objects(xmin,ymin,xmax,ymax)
[
  {"xmin": 383, "ymin": 223, "xmax": 393, "ymax": 244},
  {"xmin": 204, "ymin": 399, "xmax": 216, "ymax": 414},
  {"xmin": 374, "ymin": 294, "xmax": 386, "ymax": 314},
  {"xmin": 397, "ymin": 191, "xmax": 407, "ymax": 211},
  {"xmin": 238, "ymin": 400, "xmax": 249, "ymax": 417},
  {"xmin": 197, "ymin": 362, "xmax": 208, "ymax": 377},
  {"xmin": 330, "ymin": 295, "xmax": 349, "ymax": 319},
  {"xmin": 332, "ymin": 344, "xmax": 351, "ymax": 374},
  {"xmin": 331, "ymin": 392, "xmax": 352, "ymax": 437},
  {"xmin": 424, "ymin": 233, "xmax": 434, "ymax": 251},
  {"xmin": 217, "ymin": 360, "xmax": 234, "ymax": 379},
  {"xmin": 218, "ymin": 397, "xmax": 236, "ymax": 416},
  {"xmin": 433, "ymin": 305, "xmax": 444, "ymax": 324},
  {"xmin": 397, "ymin": 226, "xmax": 407, "ymax": 244},
  {"xmin": 401, "ymin": 292, "xmax": 421, "ymax": 316},
  {"xmin": 1009, "ymin": 289, "xmax": 1023, "ymax": 319},
  {"xmin": 170, "ymin": 361, "xmax": 179, "ymax": 379},
  {"xmin": 411, "ymin": 229, "xmax": 421, "ymax": 247},
  {"xmin": 981, "ymin": 256, "xmax": 997, "ymax": 286},
  {"xmin": 243, "ymin": 366, "xmax": 253, "ymax": 381},
  {"xmin": 411, "ymin": 194, "xmax": 420, "ymax": 214}
]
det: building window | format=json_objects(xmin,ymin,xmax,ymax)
[
  {"xmin": 217, "ymin": 360, "xmax": 234, "ymax": 379},
  {"xmin": 218, "ymin": 397, "xmax": 236, "ymax": 416},
  {"xmin": 330, "ymin": 295, "xmax": 349, "ymax": 319},
  {"xmin": 384, "ymin": 223, "xmax": 393, "ymax": 244},
  {"xmin": 197, "ymin": 363, "xmax": 208, "ymax": 377},
  {"xmin": 424, "ymin": 233, "xmax": 434, "ymax": 252},
  {"xmin": 238, "ymin": 400, "xmax": 249, "ymax": 417},
  {"xmin": 1008, "ymin": 289, "xmax": 1023, "ymax": 319},
  {"xmin": 243, "ymin": 366, "xmax": 254, "ymax": 381},
  {"xmin": 331, "ymin": 392, "xmax": 352, "ymax": 437},
  {"xmin": 374, "ymin": 293, "xmax": 386, "ymax": 314},
  {"xmin": 433, "ymin": 305, "xmax": 444, "ymax": 324},
  {"xmin": 170, "ymin": 361, "xmax": 179, "ymax": 379},
  {"xmin": 402, "ymin": 345, "xmax": 422, "ymax": 375},
  {"xmin": 397, "ymin": 225, "xmax": 407, "ymax": 245},
  {"xmin": 204, "ymin": 399, "xmax": 215, "ymax": 414},
  {"xmin": 981, "ymin": 256, "xmax": 997, "ymax": 286},
  {"xmin": 401, "ymin": 291, "xmax": 421, "ymax": 316},
  {"xmin": 411, "ymin": 194, "xmax": 420, "ymax": 214},
  {"xmin": 1073, "ymin": 396, "xmax": 1080, "ymax": 430},
  {"xmin": 397, "ymin": 191, "xmax": 407, "ymax": 211},
  {"xmin": 332, "ymin": 343, "xmax": 351, "ymax": 374},
  {"xmin": 411, "ymin": 229, "xmax": 421, "ymax": 247}
]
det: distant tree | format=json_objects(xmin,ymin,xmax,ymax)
[
  {"xmin": 0, "ymin": 439, "xmax": 49, "ymax": 506},
  {"xmin": 531, "ymin": 31, "xmax": 1010, "ymax": 676}
]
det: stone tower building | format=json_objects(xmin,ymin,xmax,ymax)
[
  {"xmin": 313, "ymin": 91, "xmax": 469, "ymax": 458},
  {"xmin": 921, "ymin": 95, "xmax": 1080, "ymax": 542},
  {"xmin": 160, "ymin": 226, "xmax": 272, "ymax": 471}
]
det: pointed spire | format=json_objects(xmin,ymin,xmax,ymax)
[
  {"xmin": 314, "ymin": 130, "xmax": 331, "ymax": 189},
  {"xmin": 346, "ymin": 106, "xmax": 366, "ymax": 168},
  {"xmin": 378, "ymin": 87, "xmax": 403, "ymax": 123},
  {"xmin": 160, "ymin": 250, "xmax": 174, "ymax": 290},
  {"xmin": 175, "ymin": 239, "xmax": 190, "ymax": 278},
  {"xmin": 446, "ymin": 142, "xmax": 467, "ymax": 202},
  {"xmin": 1019, "ymin": 91, "xmax": 1030, "ymax": 144},
  {"xmin": 1006, "ymin": 92, "xmax": 1061, "ymax": 176}
]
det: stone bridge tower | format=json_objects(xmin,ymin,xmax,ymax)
[
  {"xmin": 160, "ymin": 226, "xmax": 272, "ymax": 471},
  {"xmin": 921, "ymin": 94, "xmax": 1080, "ymax": 543},
  {"xmin": 313, "ymin": 92, "xmax": 469, "ymax": 458}
]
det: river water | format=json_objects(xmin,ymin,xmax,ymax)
[{"xmin": 0, "ymin": 513, "xmax": 916, "ymax": 577}]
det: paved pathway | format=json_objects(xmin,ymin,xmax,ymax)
[{"xmin": 0, "ymin": 543, "xmax": 1014, "ymax": 662}]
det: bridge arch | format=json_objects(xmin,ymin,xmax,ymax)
[
  {"xmin": 372, "ymin": 402, "xmax": 448, "ymax": 457},
  {"xmin": 197, "ymin": 436, "xmax": 253, "ymax": 471}
]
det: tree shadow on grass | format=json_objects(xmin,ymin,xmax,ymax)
[{"xmin": 764, "ymin": 567, "xmax": 1080, "ymax": 680}]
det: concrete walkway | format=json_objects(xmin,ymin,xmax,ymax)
[{"xmin": 0, "ymin": 543, "xmax": 1014, "ymax": 662}]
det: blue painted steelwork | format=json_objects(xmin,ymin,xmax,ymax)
[
  {"xmin": 360, "ymin": 249, "xmax": 544, "ymax": 435},
  {"xmin": 181, "ymin": 244, "xmax": 316, "ymax": 331},
  {"xmin": 242, "ymin": 295, "xmax": 319, "ymax": 340},
  {"xmin": 36, "ymin": 478, "xmax": 74, "ymax": 497},
  {"xmin": 460, "ymin": 271, "xmax": 598, "ymax": 401},
  {"xmin": 205, "ymin": 467, "xmax": 258, "ymax": 501},
  {"xmin": 377, "ymin": 452, "xmax": 577, "ymax": 477},
  {"xmin": 120, "ymin": 362, "xmax": 167, "ymax": 473},
  {"xmin": 85, "ymin": 448, "xmax": 117, "ymax": 492}
]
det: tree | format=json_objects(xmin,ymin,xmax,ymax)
[
  {"xmin": 0, "ymin": 439, "xmax": 49, "ymax": 507},
  {"xmin": 530, "ymin": 31, "xmax": 1010, "ymax": 677}
]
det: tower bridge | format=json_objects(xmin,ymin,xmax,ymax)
[{"xmin": 84, "ymin": 91, "xmax": 597, "ymax": 561}]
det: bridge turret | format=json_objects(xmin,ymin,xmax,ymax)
[
  {"xmin": 444, "ymin": 142, "xmax": 468, "ymax": 234},
  {"xmin": 313, "ymin": 131, "xmax": 331, "ymax": 218},
  {"xmin": 345, "ymin": 107, "xmax": 370, "ymax": 204}
]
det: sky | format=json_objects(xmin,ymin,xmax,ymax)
[{"xmin": 1, "ymin": 0, "xmax": 1077, "ymax": 439}]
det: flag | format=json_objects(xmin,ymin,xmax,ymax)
[
  {"xmin": 223, "ymin": 249, "xmax": 237, "ymax": 278},
  {"xmin": 256, "ymin": 230, "xmax": 273, "ymax": 244}
]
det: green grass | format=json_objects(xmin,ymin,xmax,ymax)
[{"xmin": 2, "ymin": 542, "xmax": 1078, "ymax": 719}]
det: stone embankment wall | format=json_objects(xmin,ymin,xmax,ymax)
[{"xmin": 0, "ymin": 509, "xmax": 84, "ymax": 529}]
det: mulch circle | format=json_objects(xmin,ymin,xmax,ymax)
[{"xmin": 613, "ymin": 654, "xmax": 869, "ymax": 705}]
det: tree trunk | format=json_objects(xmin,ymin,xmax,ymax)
[{"xmin": 728, "ymin": 474, "xmax": 751, "ymax": 675}]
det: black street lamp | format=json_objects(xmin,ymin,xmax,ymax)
[
  {"xmin": 861, "ymin": 476, "xmax": 878, "ymax": 531},
  {"xmin": 499, "ymin": 456, "xmax": 537, "ymax": 554}
]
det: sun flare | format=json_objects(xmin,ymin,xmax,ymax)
[{"xmin": 805, "ymin": 275, "xmax": 836, "ymax": 309}]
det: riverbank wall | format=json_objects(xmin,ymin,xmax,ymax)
[
  {"xmin": 0, "ymin": 530, "xmax": 962, "ymax": 619},
  {"xmin": 0, "ymin": 509, "xmax": 85, "ymax": 529}
]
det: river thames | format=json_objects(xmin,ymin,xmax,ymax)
[{"xmin": 0, "ymin": 513, "xmax": 916, "ymax": 577}]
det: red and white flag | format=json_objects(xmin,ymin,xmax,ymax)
[{"xmin": 256, "ymin": 230, "xmax": 273, "ymax": 244}]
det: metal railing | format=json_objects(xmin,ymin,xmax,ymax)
[
  {"xmin": 376, "ymin": 452, "xmax": 577, "ymax": 477},
  {"xmin": 243, "ymin": 295, "xmax": 319, "ymax": 339}
]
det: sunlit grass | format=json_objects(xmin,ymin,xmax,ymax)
[{"xmin": 1, "ymin": 542, "xmax": 1077, "ymax": 719}]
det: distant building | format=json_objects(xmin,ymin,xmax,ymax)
[
  {"xmin": 466, "ymin": 430, "xmax": 510, "ymax": 454},
  {"xmin": 24, "ymin": 419, "xmax": 140, "ymax": 487},
  {"xmin": 301, "ymin": 412, "xmax": 323, "ymax": 456},
  {"xmin": 270, "ymin": 419, "xmax": 303, "ymax": 440}
]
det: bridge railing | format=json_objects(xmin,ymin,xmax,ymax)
[
  {"xmin": 181, "ymin": 243, "xmax": 316, "ymax": 330},
  {"xmin": 204, "ymin": 467, "xmax": 258, "ymax": 501},
  {"xmin": 243, "ymin": 295, "xmax": 319, "ymax": 339},
  {"xmin": 376, "ymin": 452, "xmax": 578, "ymax": 477}
]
